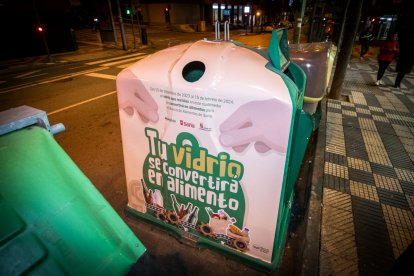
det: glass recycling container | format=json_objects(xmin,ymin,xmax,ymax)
[{"xmin": 117, "ymin": 29, "xmax": 326, "ymax": 270}]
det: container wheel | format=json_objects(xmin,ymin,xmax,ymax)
[
  {"xmin": 166, "ymin": 211, "xmax": 180, "ymax": 225},
  {"xmin": 199, "ymin": 223, "xmax": 214, "ymax": 237},
  {"xmin": 233, "ymin": 239, "xmax": 248, "ymax": 252},
  {"xmin": 226, "ymin": 239, "xmax": 235, "ymax": 247}
]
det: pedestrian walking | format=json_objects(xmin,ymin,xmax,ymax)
[
  {"xmin": 359, "ymin": 28, "xmax": 374, "ymax": 60},
  {"xmin": 375, "ymin": 33, "xmax": 399, "ymax": 86},
  {"xmin": 394, "ymin": 32, "xmax": 414, "ymax": 88}
]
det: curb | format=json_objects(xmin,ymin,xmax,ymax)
[{"xmin": 300, "ymin": 98, "xmax": 326, "ymax": 275}]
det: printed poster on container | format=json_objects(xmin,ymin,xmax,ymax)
[{"xmin": 117, "ymin": 47, "xmax": 293, "ymax": 263}]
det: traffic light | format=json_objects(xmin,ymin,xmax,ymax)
[
  {"xmin": 36, "ymin": 26, "xmax": 43, "ymax": 32},
  {"xmin": 126, "ymin": 8, "xmax": 131, "ymax": 15}
]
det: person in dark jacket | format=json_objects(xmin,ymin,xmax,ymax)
[
  {"xmin": 375, "ymin": 33, "xmax": 399, "ymax": 86},
  {"xmin": 359, "ymin": 28, "xmax": 374, "ymax": 60},
  {"xmin": 394, "ymin": 32, "xmax": 414, "ymax": 88}
]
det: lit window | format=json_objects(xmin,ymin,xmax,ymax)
[
  {"xmin": 244, "ymin": 6, "xmax": 250, "ymax": 13},
  {"xmin": 213, "ymin": 3, "xmax": 218, "ymax": 9}
]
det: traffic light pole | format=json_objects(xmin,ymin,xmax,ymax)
[
  {"xmin": 33, "ymin": 0, "xmax": 51, "ymax": 61},
  {"xmin": 107, "ymin": 0, "xmax": 118, "ymax": 45},
  {"xmin": 116, "ymin": 0, "xmax": 128, "ymax": 50}
]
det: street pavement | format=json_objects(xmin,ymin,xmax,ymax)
[
  {"xmin": 2, "ymin": 25, "xmax": 414, "ymax": 275},
  {"xmin": 316, "ymin": 50, "xmax": 414, "ymax": 275}
]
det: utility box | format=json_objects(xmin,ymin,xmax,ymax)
[{"xmin": 117, "ymin": 29, "xmax": 316, "ymax": 270}]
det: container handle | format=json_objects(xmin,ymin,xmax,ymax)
[
  {"xmin": 224, "ymin": 21, "xmax": 230, "ymax": 41},
  {"xmin": 215, "ymin": 21, "xmax": 220, "ymax": 40}
]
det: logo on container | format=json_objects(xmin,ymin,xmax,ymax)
[
  {"xmin": 180, "ymin": 120, "xmax": 195, "ymax": 128},
  {"xmin": 199, "ymin": 123, "xmax": 212, "ymax": 131}
]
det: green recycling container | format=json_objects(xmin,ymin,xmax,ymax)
[
  {"xmin": 116, "ymin": 29, "xmax": 321, "ymax": 270},
  {"xmin": 0, "ymin": 126, "xmax": 146, "ymax": 275}
]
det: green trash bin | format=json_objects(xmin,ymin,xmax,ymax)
[
  {"xmin": 116, "ymin": 29, "xmax": 319, "ymax": 271},
  {"xmin": 0, "ymin": 107, "xmax": 146, "ymax": 275}
]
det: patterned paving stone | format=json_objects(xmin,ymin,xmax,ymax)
[
  {"xmin": 373, "ymin": 174, "xmax": 403, "ymax": 193},
  {"xmin": 392, "ymin": 124, "xmax": 414, "ymax": 137},
  {"xmin": 327, "ymin": 101, "xmax": 342, "ymax": 110},
  {"xmin": 319, "ymin": 188, "xmax": 358, "ymax": 275},
  {"xmin": 348, "ymin": 168, "xmax": 375, "ymax": 185},
  {"xmin": 324, "ymin": 174, "xmax": 350, "ymax": 194},
  {"xmin": 384, "ymin": 93, "xmax": 410, "ymax": 113},
  {"xmin": 377, "ymin": 188, "xmax": 410, "ymax": 210},
  {"xmin": 374, "ymin": 121, "xmax": 395, "ymax": 135},
  {"xmin": 394, "ymin": 168, "xmax": 414, "ymax": 183},
  {"xmin": 371, "ymin": 163, "xmax": 398, "ymax": 178},
  {"xmin": 368, "ymin": 105, "xmax": 384, "ymax": 113},
  {"xmin": 343, "ymin": 115, "xmax": 360, "ymax": 129},
  {"xmin": 325, "ymin": 152, "xmax": 347, "ymax": 166},
  {"xmin": 325, "ymin": 162, "xmax": 349, "ymax": 179},
  {"xmin": 395, "ymin": 93, "xmax": 414, "ymax": 114},
  {"xmin": 341, "ymin": 101, "xmax": 355, "ymax": 108},
  {"xmin": 322, "ymin": 61, "xmax": 414, "ymax": 275},
  {"xmin": 400, "ymin": 181, "xmax": 414, "ymax": 196},
  {"xmin": 356, "ymin": 107, "xmax": 371, "ymax": 115},
  {"xmin": 382, "ymin": 204, "xmax": 414, "ymax": 258},
  {"xmin": 406, "ymin": 194, "xmax": 414, "ymax": 213},
  {"xmin": 326, "ymin": 123, "xmax": 346, "ymax": 156},
  {"xmin": 347, "ymin": 157, "xmax": 371, "ymax": 172},
  {"xmin": 344, "ymin": 127, "xmax": 369, "ymax": 160},
  {"xmin": 386, "ymin": 113, "xmax": 414, "ymax": 128},
  {"xmin": 342, "ymin": 109, "xmax": 358, "ymax": 117},
  {"xmin": 372, "ymin": 114, "xmax": 390, "ymax": 123},
  {"xmin": 362, "ymin": 129, "xmax": 392, "ymax": 166},
  {"xmin": 351, "ymin": 91, "xmax": 368, "ymax": 105},
  {"xmin": 326, "ymin": 112, "xmax": 343, "ymax": 125},
  {"xmin": 341, "ymin": 105, "xmax": 356, "ymax": 112},
  {"xmin": 376, "ymin": 95, "xmax": 396, "ymax": 110},
  {"xmin": 350, "ymin": 180, "xmax": 379, "ymax": 202},
  {"xmin": 358, "ymin": 117, "xmax": 377, "ymax": 131},
  {"xmin": 380, "ymin": 133, "xmax": 414, "ymax": 170},
  {"xmin": 352, "ymin": 197, "xmax": 395, "ymax": 275}
]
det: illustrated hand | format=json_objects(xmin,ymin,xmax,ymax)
[
  {"xmin": 219, "ymin": 99, "xmax": 291, "ymax": 154},
  {"xmin": 117, "ymin": 69, "xmax": 159, "ymax": 123}
]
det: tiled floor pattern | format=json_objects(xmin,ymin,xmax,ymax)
[{"xmin": 319, "ymin": 59, "xmax": 414, "ymax": 275}]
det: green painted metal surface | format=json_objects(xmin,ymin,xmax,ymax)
[{"xmin": 0, "ymin": 126, "xmax": 145, "ymax": 275}]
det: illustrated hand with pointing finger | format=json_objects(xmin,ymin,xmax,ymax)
[
  {"xmin": 219, "ymin": 99, "xmax": 291, "ymax": 154},
  {"xmin": 116, "ymin": 69, "xmax": 159, "ymax": 123}
]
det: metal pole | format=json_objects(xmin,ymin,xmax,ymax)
[
  {"xmin": 107, "ymin": 0, "xmax": 118, "ymax": 45},
  {"xmin": 294, "ymin": 0, "xmax": 307, "ymax": 44},
  {"xmin": 130, "ymin": 1, "xmax": 136, "ymax": 49},
  {"xmin": 33, "ymin": 0, "xmax": 51, "ymax": 61},
  {"xmin": 116, "ymin": 0, "xmax": 128, "ymax": 50},
  {"xmin": 136, "ymin": 9, "xmax": 142, "ymax": 44},
  {"xmin": 308, "ymin": 0, "xmax": 318, "ymax": 42}
]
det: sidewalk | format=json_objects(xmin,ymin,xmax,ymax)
[{"xmin": 317, "ymin": 55, "xmax": 414, "ymax": 274}]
